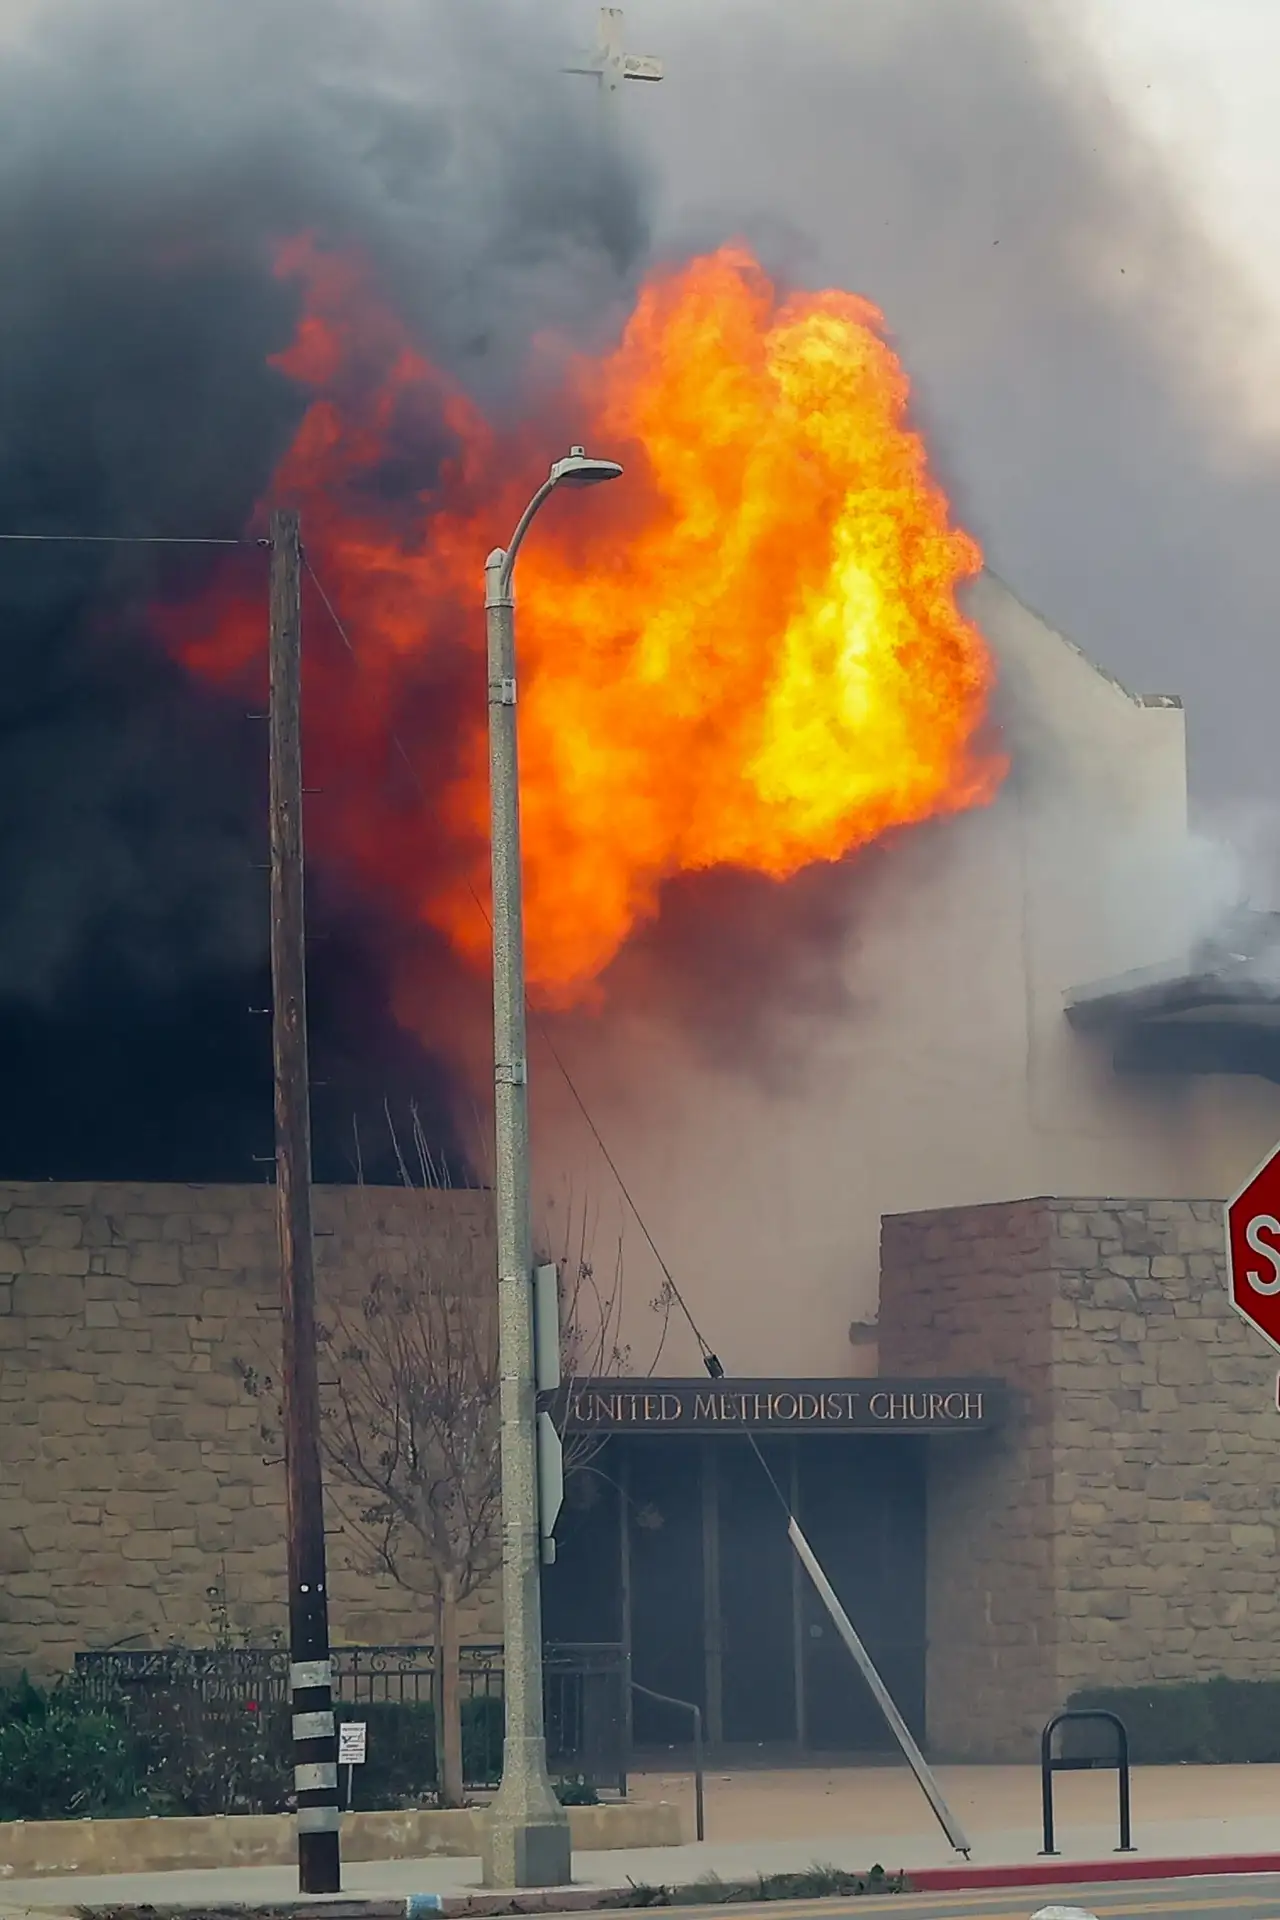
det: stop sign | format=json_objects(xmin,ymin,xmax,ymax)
[{"xmin": 1226, "ymin": 1140, "xmax": 1280, "ymax": 1353}]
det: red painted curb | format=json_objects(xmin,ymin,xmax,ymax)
[
  {"xmin": 430, "ymin": 1857, "xmax": 1280, "ymax": 1912},
  {"xmin": 905, "ymin": 1852, "xmax": 1280, "ymax": 1894}
]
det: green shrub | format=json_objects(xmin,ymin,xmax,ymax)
[
  {"xmin": 0, "ymin": 1673, "xmax": 510, "ymax": 1821},
  {"xmin": 0, "ymin": 1675, "xmax": 144, "ymax": 1820},
  {"xmin": 1064, "ymin": 1676, "xmax": 1280, "ymax": 1765},
  {"xmin": 345, "ymin": 1694, "xmax": 504, "ymax": 1808},
  {"xmin": 350, "ymin": 1700, "xmax": 434, "ymax": 1809},
  {"xmin": 1201, "ymin": 1676, "xmax": 1280, "ymax": 1764},
  {"xmin": 461, "ymin": 1693, "xmax": 504, "ymax": 1786},
  {"xmin": 554, "ymin": 1773, "xmax": 599, "ymax": 1806},
  {"xmin": 129, "ymin": 1692, "xmax": 293, "ymax": 1816},
  {"xmin": 0, "ymin": 1674, "xmax": 48, "ymax": 1729}
]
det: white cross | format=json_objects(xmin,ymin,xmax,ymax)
[{"xmin": 564, "ymin": 7, "xmax": 663, "ymax": 99}]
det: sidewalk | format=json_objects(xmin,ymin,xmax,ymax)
[{"xmin": 3, "ymin": 1764, "xmax": 1279, "ymax": 1913}]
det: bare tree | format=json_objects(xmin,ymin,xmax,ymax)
[
  {"xmin": 322, "ymin": 1226, "xmax": 497, "ymax": 1803},
  {"xmin": 544, "ymin": 1180, "xmax": 630, "ymax": 1392},
  {"xmin": 237, "ymin": 1110, "xmax": 632, "ymax": 1810}
]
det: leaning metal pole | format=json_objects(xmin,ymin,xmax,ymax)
[
  {"xmin": 480, "ymin": 545, "xmax": 572, "ymax": 1889},
  {"xmin": 788, "ymin": 1517, "xmax": 970, "ymax": 1856},
  {"xmin": 268, "ymin": 508, "xmax": 342, "ymax": 1894}
]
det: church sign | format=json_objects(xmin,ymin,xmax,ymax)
[{"xmin": 550, "ymin": 1377, "xmax": 1003, "ymax": 1436}]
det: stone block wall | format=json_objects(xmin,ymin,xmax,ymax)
[
  {"xmin": 879, "ymin": 1199, "xmax": 1058, "ymax": 1759},
  {"xmin": 879, "ymin": 1196, "xmax": 1278, "ymax": 1760},
  {"xmin": 0, "ymin": 1181, "xmax": 499, "ymax": 1677}
]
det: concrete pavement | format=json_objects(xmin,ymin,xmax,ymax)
[
  {"xmin": 3, "ymin": 1764, "xmax": 1280, "ymax": 1914},
  {"xmin": 640, "ymin": 1761, "xmax": 1280, "ymax": 1854}
]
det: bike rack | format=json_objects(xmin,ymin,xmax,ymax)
[
  {"xmin": 631, "ymin": 1680, "xmax": 705, "ymax": 1842},
  {"xmin": 1040, "ymin": 1709, "xmax": 1134, "ymax": 1856}
]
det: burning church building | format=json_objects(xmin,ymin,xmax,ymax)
[
  {"xmin": 6, "ymin": 503, "xmax": 1280, "ymax": 1763},
  {"xmin": 530, "ymin": 563, "xmax": 1280, "ymax": 1762},
  {"xmin": 4, "ymin": 50, "xmax": 1280, "ymax": 1764}
]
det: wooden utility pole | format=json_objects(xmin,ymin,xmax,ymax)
[{"xmin": 268, "ymin": 507, "xmax": 341, "ymax": 1895}]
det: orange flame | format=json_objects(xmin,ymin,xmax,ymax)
[{"xmin": 162, "ymin": 238, "xmax": 1004, "ymax": 1004}]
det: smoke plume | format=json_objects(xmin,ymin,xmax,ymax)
[
  {"xmin": 529, "ymin": 0, "xmax": 1280, "ymax": 1368},
  {"xmin": 0, "ymin": 0, "xmax": 644, "ymax": 1178},
  {"xmin": 541, "ymin": 0, "xmax": 1280, "ymax": 1074},
  {"xmin": 1, "ymin": 0, "xmax": 1277, "ymax": 1187}
]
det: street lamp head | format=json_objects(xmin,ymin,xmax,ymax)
[
  {"xmin": 550, "ymin": 444, "xmax": 623, "ymax": 489},
  {"xmin": 493, "ymin": 445, "xmax": 624, "ymax": 598}
]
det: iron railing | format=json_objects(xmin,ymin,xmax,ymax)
[
  {"xmin": 74, "ymin": 1642, "xmax": 627, "ymax": 1799},
  {"xmin": 632, "ymin": 1681, "xmax": 704, "ymax": 1841}
]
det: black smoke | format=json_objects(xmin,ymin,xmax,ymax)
[{"xmin": 0, "ymin": 0, "xmax": 648, "ymax": 1181}]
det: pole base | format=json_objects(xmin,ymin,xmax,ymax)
[
  {"xmin": 481, "ymin": 1810, "xmax": 572, "ymax": 1889},
  {"xmin": 298, "ymin": 1828, "xmax": 341, "ymax": 1894},
  {"xmin": 481, "ymin": 1741, "xmax": 572, "ymax": 1889}
]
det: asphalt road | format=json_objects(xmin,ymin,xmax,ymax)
[{"xmin": 590, "ymin": 1878, "xmax": 1280, "ymax": 1920}]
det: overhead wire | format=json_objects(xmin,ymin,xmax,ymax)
[
  {"xmin": 0, "ymin": 532, "xmax": 251, "ymax": 545},
  {"xmin": 0, "ymin": 523, "xmax": 729, "ymax": 1380}
]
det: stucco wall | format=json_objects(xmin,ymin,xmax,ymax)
[
  {"xmin": 529, "ymin": 573, "xmax": 1280, "ymax": 1379},
  {"xmin": 880, "ymin": 1195, "xmax": 1280, "ymax": 1760},
  {"xmin": 0, "ymin": 1181, "xmax": 500, "ymax": 1679}
]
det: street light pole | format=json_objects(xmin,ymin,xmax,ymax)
[{"xmin": 481, "ymin": 447, "xmax": 622, "ymax": 1891}]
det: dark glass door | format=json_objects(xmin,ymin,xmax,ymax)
[
  {"xmin": 717, "ymin": 1438, "xmax": 796, "ymax": 1745},
  {"xmin": 627, "ymin": 1439, "xmax": 705, "ymax": 1746},
  {"xmin": 542, "ymin": 1442, "xmax": 623, "ymax": 1645},
  {"xmin": 544, "ymin": 1428, "xmax": 929, "ymax": 1761},
  {"xmin": 797, "ymin": 1437, "xmax": 926, "ymax": 1751}
]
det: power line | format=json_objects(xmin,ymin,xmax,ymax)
[
  {"xmin": 302, "ymin": 552, "xmax": 720, "ymax": 1374},
  {"xmin": 0, "ymin": 521, "xmax": 722, "ymax": 1372},
  {"xmin": 533, "ymin": 1022, "xmax": 719, "ymax": 1367},
  {"xmin": 0, "ymin": 532, "xmax": 253, "ymax": 545}
]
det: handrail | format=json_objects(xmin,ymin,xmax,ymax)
[
  {"xmin": 1039, "ymin": 1709, "xmax": 1134, "ymax": 1856},
  {"xmin": 631, "ymin": 1680, "xmax": 705, "ymax": 1841}
]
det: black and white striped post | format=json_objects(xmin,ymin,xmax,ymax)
[
  {"xmin": 290, "ymin": 1655, "xmax": 340, "ymax": 1883},
  {"xmin": 269, "ymin": 509, "xmax": 341, "ymax": 1892}
]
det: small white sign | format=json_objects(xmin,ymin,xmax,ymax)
[{"xmin": 338, "ymin": 1721, "xmax": 367, "ymax": 1766}]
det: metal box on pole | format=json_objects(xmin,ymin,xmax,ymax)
[{"xmin": 533, "ymin": 1262, "xmax": 563, "ymax": 1565}]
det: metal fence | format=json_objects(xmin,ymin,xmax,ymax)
[{"xmin": 74, "ymin": 1643, "xmax": 627, "ymax": 1799}]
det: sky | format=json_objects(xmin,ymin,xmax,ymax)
[
  {"xmin": 1080, "ymin": 0, "xmax": 1280, "ymax": 313},
  {"xmin": 1078, "ymin": 0, "xmax": 1280, "ymax": 443},
  {"xmin": 1048, "ymin": 0, "xmax": 1280, "ymax": 858}
]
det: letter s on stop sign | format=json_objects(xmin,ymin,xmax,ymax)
[
  {"xmin": 1245, "ymin": 1215, "xmax": 1280, "ymax": 1293},
  {"xmin": 1226, "ymin": 1143, "xmax": 1280, "ymax": 1353}
]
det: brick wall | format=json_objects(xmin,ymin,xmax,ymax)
[
  {"xmin": 0, "ymin": 1181, "xmax": 499, "ymax": 1678},
  {"xmin": 880, "ymin": 1197, "xmax": 1279, "ymax": 1760}
]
